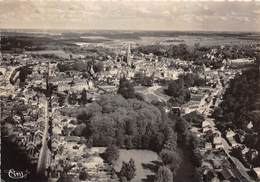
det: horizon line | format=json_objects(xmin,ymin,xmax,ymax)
[{"xmin": 1, "ymin": 28, "xmax": 260, "ymax": 34}]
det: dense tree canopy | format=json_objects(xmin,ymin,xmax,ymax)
[
  {"xmin": 159, "ymin": 149, "xmax": 182, "ymax": 175},
  {"xmin": 119, "ymin": 158, "xmax": 136, "ymax": 182},
  {"xmin": 155, "ymin": 166, "xmax": 173, "ymax": 182},
  {"xmin": 60, "ymin": 94, "xmax": 199, "ymax": 177},
  {"xmin": 117, "ymin": 77, "xmax": 136, "ymax": 99},
  {"xmin": 165, "ymin": 78, "xmax": 190, "ymax": 106},
  {"xmin": 216, "ymin": 68, "xmax": 259, "ymax": 129},
  {"xmin": 64, "ymin": 94, "xmax": 179, "ymax": 151},
  {"xmin": 179, "ymin": 73, "xmax": 205, "ymax": 87},
  {"xmin": 102, "ymin": 145, "xmax": 120, "ymax": 165}
]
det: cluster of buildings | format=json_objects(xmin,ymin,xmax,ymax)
[
  {"xmin": 1, "ymin": 93, "xmax": 45, "ymax": 165},
  {"xmin": 1, "ymin": 41, "xmax": 259, "ymax": 182},
  {"xmin": 97, "ymin": 44, "xmax": 184, "ymax": 88},
  {"xmin": 184, "ymin": 67, "xmax": 260, "ymax": 182},
  {"xmin": 0, "ymin": 53, "xmax": 112, "ymax": 181}
]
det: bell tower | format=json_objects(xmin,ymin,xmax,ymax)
[{"xmin": 126, "ymin": 44, "xmax": 132, "ymax": 65}]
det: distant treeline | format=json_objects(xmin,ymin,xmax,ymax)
[
  {"xmin": 63, "ymin": 31, "xmax": 260, "ymax": 39},
  {"xmin": 0, "ymin": 35, "xmax": 111, "ymax": 52},
  {"xmin": 0, "ymin": 36, "xmax": 56, "ymax": 51}
]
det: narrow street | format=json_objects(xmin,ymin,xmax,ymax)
[
  {"xmin": 196, "ymin": 72, "xmax": 254, "ymax": 182},
  {"xmin": 36, "ymin": 99, "xmax": 50, "ymax": 177}
]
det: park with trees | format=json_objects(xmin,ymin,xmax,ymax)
[{"xmin": 59, "ymin": 77, "xmax": 203, "ymax": 181}]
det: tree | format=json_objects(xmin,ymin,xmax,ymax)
[
  {"xmin": 134, "ymin": 72, "xmax": 154, "ymax": 87},
  {"xmin": 165, "ymin": 78, "xmax": 190, "ymax": 105},
  {"xmin": 68, "ymin": 92, "xmax": 77, "ymax": 105},
  {"xmin": 60, "ymin": 94, "xmax": 179, "ymax": 152},
  {"xmin": 120, "ymin": 176, "xmax": 128, "ymax": 182},
  {"xmin": 93, "ymin": 61, "xmax": 104, "ymax": 73},
  {"xmin": 58, "ymin": 94, "xmax": 66, "ymax": 106},
  {"xmin": 79, "ymin": 169, "xmax": 88, "ymax": 180},
  {"xmin": 79, "ymin": 88, "xmax": 88, "ymax": 105},
  {"xmin": 163, "ymin": 132, "xmax": 178, "ymax": 151},
  {"xmin": 165, "ymin": 78, "xmax": 184, "ymax": 97},
  {"xmin": 117, "ymin": 76, "xmax": 136, "ymax": 99},
  {"xmin": 125, "ymin": 136, "xmax": 134, "ymax": 149},
  {"xmin": 125, "ymin": 119, "xmax": 136, "ymax": 135},
  {"xmin": 176, "ymin": 118, "xmax": 190, "ymax": 144},
  {"xmin": 179, "ymin": 73, "xmax": 205, "ymax": 87},
  {"xmin": 71, "ymin": 123, "xmax": 86, "ymax": 136},
  {"xmin": 116, "ymin": 129, "xmax": 125, "ymax": 147},
  {"xmin": 150, "ymin": 132, "xmax": 165, "ymax": 152},
  {"xmin": 192, "ymin": 148, "xmax": 203, "ymax": 167},
  {"xmin": 77, "ymin": 112, "xmax": 92, "ymax": 124},
  {"xmin": 76, "ymin": 112, "xmax": 93, "ymax": 139},
  {"xmin": 18, "ymin": 66, "xmax": 32, "ymax": 87},
  {"xmin": 119, "ymin": 158, "xmax": 136, "ymax": 181},
  {"xmin": 103, "ymin": 145, "xmax": 120, "ymax": 165},
  {"xmin": 155, "ymin": 166, "xmax": 173, "ymax": 182},
  {"xmin": 159, "ymin": 149, "xmax": 182, "ymax": 175}
]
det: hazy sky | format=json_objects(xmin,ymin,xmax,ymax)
[{"xmin": 0, "ymin": 0, "xmax": 260, "ymax": 32}]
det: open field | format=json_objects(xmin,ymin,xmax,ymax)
[
  {"xmin": 135, "ymin": 85, "xmax": 170, "ymax": 103},
  {"xmin": 2, "ymin": 31, "xmax": 260, "ymax": 54},
  {"xmin": 114, "ymin": 149, "xmax": 161, "ymax": 182}
]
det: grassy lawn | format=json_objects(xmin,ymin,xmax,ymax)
[
  {"xmin": 114, "ymin": 149, "xmax": 162, "ymax": 182},
  {"xmin": 134, "ymin": 85, "xmax": 170, "ymax": 103}
]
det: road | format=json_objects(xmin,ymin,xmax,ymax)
[{"xmin": 36, "ymin": 99, "xmax": 51, "ymax": 177}]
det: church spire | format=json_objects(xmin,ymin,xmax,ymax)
[{"xmin": 127, "ymin": 44, "xmax": 131, "ymax": 65}]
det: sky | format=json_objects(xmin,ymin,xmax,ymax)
[{"xmin": 0, "ymin": 0, "xmax": 260, "ymax": 32}]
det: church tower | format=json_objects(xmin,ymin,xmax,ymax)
[{"xmin": 126, "ymin": 44, "xmax": 132, "ymax": 65}]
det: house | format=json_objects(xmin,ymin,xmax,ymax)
[
  {"xmin": 190, "ymin": 126, "xmax": 199, "ymax": 133},
  {"xmin": 246, "ymin": 149, "xmax": 259, "ymax": 164},
  {"xmin": 205, "ymin": 142, "xmax": 213, "ymax": 150},
  {"xmin": 57, "ymin": 83, "xmax": 71, "ymax": 92},
  {"xmin": 218, "ymin": 167, "xmax": 236, "ymax": 181},
  {"xmin": 57, "ymin": 174, "xmax": 80, "ymax": 182},
  {"xmin": 202, "ymin": 169, "xmax": 216, "ymax": 182},
  {"xmin": 202, "ymin": 120, "xmax": 211, "ymax": 133},
  {"xmin": 226, "ymin": 129, "xmax": 236, "ymax": 138},
  {"xmin": 210, "ymin": 159, "xmax": 222, "ymax": 169},
  {"xmin": 66, "ymin": 136, "xmax": 81, "ymax": 143},
  {"xmin": 247, "ymin": 121, "xmax": 253, "ymax": 130},
  {"xmin": 234, "ymin": 130, "xmax": 246, "ymax": 143},
  {"xmin": 228, "ymin": 137, "xmax": 238, "ymax": 147},
  {"xmin": 225, "ymin": 129, "xmax": 238, "ymax": 147},
  {"xmin": 191, "ymin": 93, "xmax": 204, "ymax": 101},
  {"xmin": 171, "ymin": 107, "xmax": 181, "ymax": 117},
  {"xmin": 213, "ymin": 136, "xmax": 223, "ymax": 149},
  {"xmin": 0, "ymin": 67, "xmax": 7, "ymax": 76},
  {"xmin": 72, "ymin": 81, "xmax": 94, "ymax": 91},
  {"xmin": 227, "ymin": 58, "xmax": 255, "ymax": 68},
  {"xmin": 202, "ymin": 120, "xmax": 210, "ymax": 127},
  {"xmin": 252, "ymin": 167, "xmax": 260, "ymax": 180},
  {"xmin": 241, "ymin": 146, "xmax": 250, "ymax": 156}
]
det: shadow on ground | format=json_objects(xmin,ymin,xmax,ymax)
[{"xmin": 141, "ymin": 160, "xmax": 163, "ymax": 182}]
